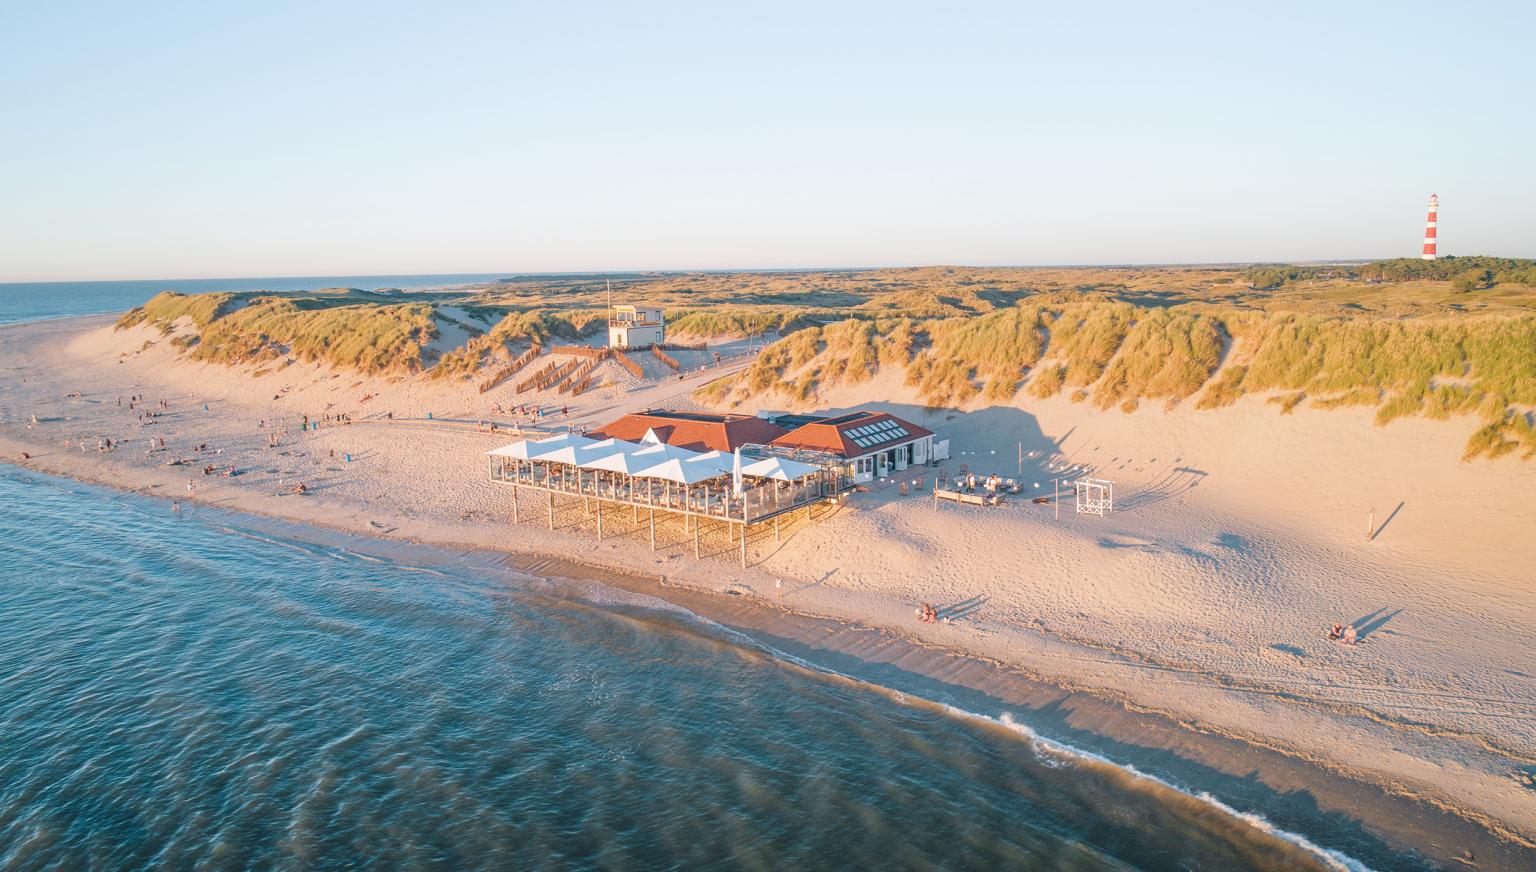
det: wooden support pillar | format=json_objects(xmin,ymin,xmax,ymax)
[
  {"xmin": 548, "ymin": 490, "xmax": 555, "ymax": 530},
  {"xmin": 596, "ymin": 500, "xmax": 603, "ymax": 540},
  {"xmin": 739, "ymin": 522, "xmax": 746, "ymax": 568},
  {"xmin": 694, "ymin": 518, "xmax": 701, "ymax": 559},
  {"xmin": 649, "ymin": 508, "xmax": 656, "ymax": 551},
  {"xmin": 512, "ymin": 485, "xmax": 520, "ymax": 524}
]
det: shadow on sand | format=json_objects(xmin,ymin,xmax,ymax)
[{"xmin": 798, "ymin": 401, "xmax": 1213, "ymax": 516}]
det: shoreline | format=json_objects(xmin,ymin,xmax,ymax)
[
  {"xmin": 2, "ymin": 460, "xmax": 1527, "ymax": 870},
  {"xmin": 2, "ymin": 313, "xmax": 1534, "ymax": 868}
]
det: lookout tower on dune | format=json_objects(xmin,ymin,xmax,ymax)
[
  {"xmin": 608, "ymin": 304, "xmax": 665, "ymax": 348},
  {"xmin": 1422, "ymin": 193, "xmax": 1439, "ymax": 260}
]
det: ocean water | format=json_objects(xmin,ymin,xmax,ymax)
[
  {"xmin": 0, "ymin": 468, "xmax": 1376, "ymax": 871},
  {"xmin": 0, "ymin": 274, "xmax": 507, "ymax": 325}
]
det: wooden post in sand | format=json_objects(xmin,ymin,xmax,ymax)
[
  {"xmin": 596, "ymin": 500, "xmax": 603, "ymax": 540},
  {"xmin": 512, "ymin": 485, "xmax": 519, "ymax": 524},
  {"xmin": 694, "ymin": 518, "xmax": 701, "ymax": 559},
  {"xmin": 547, "ymin": 491, "xmax": 554, "ymax": 530},
  {"xmin": 739, "ymin": 522, "xmax": 746, "ymax": 568},
  {"xmin": 649, "ymin": 508, "xmax": 656, "ymax": 551},
  {"xmin": 1367, "ymin": 506, "xmax": 1374, "ymax": 541},
  {"xmin": 775, "ymin": 515, "xmax": 780, "ymax": 543}
]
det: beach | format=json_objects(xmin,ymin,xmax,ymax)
[{"xmin": 3, "ymin": 313, "xmax": 1534, "ymax": 867}]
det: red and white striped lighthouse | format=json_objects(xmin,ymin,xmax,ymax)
[{"xmin": 1421, "ymin": 193, "xmax": 1438, "ymax": 260}]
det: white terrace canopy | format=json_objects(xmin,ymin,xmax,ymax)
[
  {"xmin": 485, "ymin": 433, "xmax": 853, "ymax": 565},
  {"xmin": 741, "ymin": 456, "xmax": 822, "ymax": 481}
]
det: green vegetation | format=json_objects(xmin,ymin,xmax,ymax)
[
  {"xmin": 1359, "ymin": 256, "xmax": 1536, "ymax": 287},
  {"xmin": 1240, "ymin": 264, "xmax": 1349, "ymax": 290},
  {"xmin": 115, "ymin": 258, "xmax": 1536, "ymax": 460}
]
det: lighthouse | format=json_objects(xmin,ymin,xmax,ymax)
[{"xmin": 1421, "ymin": 193, "xmax": 1438, "ymax": 260}]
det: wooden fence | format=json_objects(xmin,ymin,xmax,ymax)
[
  {"xmin": 548, "ymin": 344, "xmax": 608, "ymax": 359},
  {"xmin": 558, "ymin": 352, "xmax": 610, "ymax": 394},
  {"xmin": 569, "ymin": 373, "xmax": 598, "ymax": 396},
  {"xmin": 612, "ymin": 349, "xmax": 644, "ymax": 378},
  {"xmin": 651, "ymin": 346, "xmax": 680, "ymax": 371},
  {"xmin": 477, "ymin": 344, "xmax": 541, "ymax": 394}
]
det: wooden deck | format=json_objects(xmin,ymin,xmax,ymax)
[{"xmin": 490, "ymin": 457, "xmax": 852, "ymax": 567}]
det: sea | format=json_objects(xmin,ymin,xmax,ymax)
[
  {"xmin": 0, "ymin": 274, "xmax": 508, "ymax": 326},
  {"xmin": 0, "ymin": 280, "xmax": 1386, "ymax": 870}
]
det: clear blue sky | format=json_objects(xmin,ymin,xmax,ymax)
[{"xmin": 2, "ymin": 1, "xmax": 1531, "ymax": 281}]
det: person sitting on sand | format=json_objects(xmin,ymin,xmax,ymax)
[
  {"xmin": 1342, "ymin": 625, "xmax": 1358, "ymax": 646},
  {"xmin": 1328, "ymin": 623, "xmax": 1344, "ymax": 641},
  {"xmin": 294, "ymin": 482, "xmax": 307, "ymax": 495}
]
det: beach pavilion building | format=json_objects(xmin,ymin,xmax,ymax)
[
  {"xmin": 589, "ymin": 409, "xmax": 789, "ymax": 453},
  {"xmin": 765, "ymin": 411, "xmax": 935, "ymax": 483},
  {"xmin": 485, "ymin": 429, "xmax": 848, "ymax": 567}
]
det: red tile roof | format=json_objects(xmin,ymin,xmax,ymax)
[
  {"xmin": 770, "ymin": 412, "xmax": 933, "ymax": 458},
  {"xmin": 592, "ymin": 410, "xmax": 789, "ymax": 453}
]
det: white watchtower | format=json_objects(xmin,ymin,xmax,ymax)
[{"xmin": 608, "ymin": 305, "xmax": 665, "ymax": 348}]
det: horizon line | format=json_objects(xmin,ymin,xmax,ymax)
[{"xmin": 0, "ymin": 256, "xmax": 1442, "ymax": 287}]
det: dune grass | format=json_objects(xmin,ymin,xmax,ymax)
[
  {"xmin": 191, "ymin": 298, "xmax": 437, "ymax": 373},
  {"xmin": 431, "ymin": 310, "xmax": 589, "ymax": 380},
  {"xmin": 117, "ymin": 291, "xmax": 238, "ymax": 332},
  {"xmin": 723, "ymin": 298, "xmax": 1536, "ymax": 461},
  {"xmin": 1045, "ymin": 302, "xmax": 1136, "ymax": 387},
  {"xmin": 1091, "ymin": 310, "xmax": 1224, "ymax": 410},
  {"xmin": 907, "ymin": 306, "xmax": 1049, "ymax": 403},
  {"xmin": 1028, "ymin": 364, "xmax": 1068, "ymax": 399}
]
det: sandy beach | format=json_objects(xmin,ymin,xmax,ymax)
[{"xmin": 3, "ymin": 313, "xmax": 1534, "ymax": 866}]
